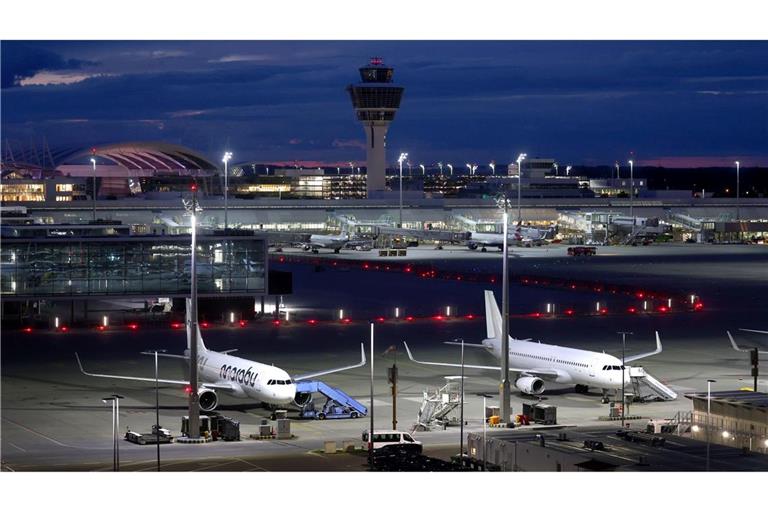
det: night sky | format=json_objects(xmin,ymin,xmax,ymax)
[{"xmin": 2, "ymin": 40, "xmax": 767, "ymax": 167}]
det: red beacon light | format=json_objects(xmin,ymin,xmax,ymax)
[
  {"xmin": 239, "ymin": 320, "xmax": 247, "ymax": 327},
  {"xmin": 272, "ymin": 319, "xmax": 282, "ymax": 326},
  {"xmin": 599, "ymin": 308, "xmax": 608, "ymax": 315},
  {"xmin": 96, "ymin": 325, "xmax": 106, "ymax": 331},
  {"xmin": 22, "ymin": 326, "xmax": 33, "ymax": 333},
  {"xmin": 405, "ymin": 316, "xmax": 415, "ymax": 322},
  {"xmin": 564, "ymin": 309, "xmax": 575, "ymax": 316},
  {"xmin": 465, "ymin": 314, "xmax": 475, "ymax": 320},
  {"xmin": 693, "ymin": 302, "xmax": 704, "ymax": 311},
  {"xmin": 307, "ymin": 319, "xmax": 318, "ymax": 325},
  {"xmin": 184, "ymin": 385, "xmax": 193, "ymax": 395},
  {"xmin": 341, "ymin": 318, "xmax": 352, "ymax": 324},
  {"xmin": 433, "ymin": 315, "xmax": 445, "ymax": 321},
  {"xmin": 200, "ymin": 321, "xmax": 210, "ymax": 328},
  {"xmin": 657, "ymin": 305, "xmax": 669, "ymax": 313},
  {"xmin": 170, "ymin": 322, "xmax": 183, "ymax": 329},
  {"xmin": 59, "ymin": 325, "xmax": 69, "ymax": 333},
  {"xmin": 127, "ymin": 323, "xmax": 139, "ymax": 331},
  {"xmin": 627, "ymin": 307, "xmax": 637, "ymax": 314},
  {"xmin": 376, "ymin": 317, "xmax": 386, "ymax": 323}
]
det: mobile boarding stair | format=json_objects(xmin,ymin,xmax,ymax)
[
  {"xmin": 628, "ymin": 366, "xmax": 678, "ymax": 401},
  {"xmin": 415, "ymin": 377, "xmax": 462, "ymax": 431},
  {"xmin": 296, "ymin": 380, "xmax": 368, "ymax": 420}
]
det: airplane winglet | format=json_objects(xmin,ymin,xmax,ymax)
[
  {"xmin": 623, "ymin": 332, "xmax": 663, "ymax": 363},
  {"xmin": 727, "ymin": 331, "xmax": 747, "ymax": 352},
  {"xmin": 740, "ymin": 328, "xmax": 768, "ymax": 335},
  {"xmin": 656, "ymin": 331, "xmax": 662, "ymax": 353},
  {"xmin": 75, "ymin": 352, "xmax": 87, "ymax": 375}
]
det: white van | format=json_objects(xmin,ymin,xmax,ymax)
[{"xmin": 362, "ymin": 430, "xmax": 422, "ymax": 453}]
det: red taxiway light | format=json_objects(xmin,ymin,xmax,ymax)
[
  {"xmin": 570, "ymin": 284, "xmax": 577, "ymax": 289},
  {"xmin": 693, "ymin": 302, "xmax": 704, "ymax": 311},
  {"xmin": 433, "ymin": 315, "xmax": 445, "ymax": 321},
  {"xmin": 376, "ymin": 317, "xmax": 386, "ymax": 323},
  {"xmin": 200, "ymin": 321, "xmax": 210, "ymax": 328},
  {"xmin": 657, "ymin": 306, "xmax": 669, "ymax": 313},
  {"xmin": 636, "ymin": 292, "xmax": 645, "ymax": 299},
  {"xmin": 272, "ymin": 320, "xmax": 282, "ymax": 326},
  {"xmin": 405, "ymin": 316, "xmax": 415, "ymax": 322},
  {"xmin": 627, "ymin": 307, "xmax": 637, "ymax": 314},
  {"xmin": 170, "ymin": 322, "xmax": 183, "ymax": 329},
  {"xmin": 341, "ymin": 318, "xmax": 352, "ymax": 324},
  {"xmin": 404, "ymin": 267, "xmax": 412, "ymax": 273},
  {"xmin": 363, "ymin": 263, "xmax": 370, "ymax": 269},
  {"xmin": 127, "ymin": 323, "xmax": 138, "ymax": 330},
  {"xmin": 564, "ymin": 309, "xmax": 575, "ymax": 316},
  {"xmin": 529, "ymin": 312, "xmax": 542, "ymax": 318},
  {"xmin": 465, "ymin": 314, "xmax": 475, "ymax": 320},
  {"xmin": 22, "ymin": 327, "xmax": 33, "ymax": 333},
  {"xmin": 59, "ymin": 326, "xmax": 69, "ymax": 332},
  {"xmin": 239, "ymin": 320, "xmax": 247, "ymax": 327},
  {"xmin": 96, "ymin": 325, "xmax": 106, "ymax": 331},
  {"xmin": 307, "ymin": 319, "xmax": 318, "ymax": 325},
  {"xmin": 599, "ymin": 308, "xmax": 608, "ymax": 315}
]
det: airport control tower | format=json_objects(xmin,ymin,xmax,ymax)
[{"xmin": 347, "ymin": 57, "xmax": 404, "ymax": 195}]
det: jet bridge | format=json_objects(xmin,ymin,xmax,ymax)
[{"xmin": 629, "ymin": 367, "xmax": 678, "ymax": 401}]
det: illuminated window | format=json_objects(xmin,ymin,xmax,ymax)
[
  {"xmin": 0, "ymin": 183, "xmax": 45, "ymax": 202},
  {"xmin": 55, "ymin": 184, "xmax": 74, "ymax": 192},
  {"xmin": 55, "ymin": 196, "xmax": 72, "ymax": 202}
]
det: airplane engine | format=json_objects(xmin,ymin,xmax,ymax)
[
  {"xmin": 515, "ymin": 376, "xmax": 545, "ymax": 395},
  {"xmin": 198, "ymin": 388, "xmax": 218, "ymax": 411},
  {"xmin": 293, "ymin": 391, "xmax": 312, "ymax": 408}
]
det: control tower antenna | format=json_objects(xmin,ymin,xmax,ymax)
[{"xmin": 347, "ymin": 57, "xmax": 405, "ymax": 196}]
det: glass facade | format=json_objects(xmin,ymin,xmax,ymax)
[
  {"xmin": 0, "ymin": 235, "xmax": 266, "ymax": 298},
  {"xmin": 0, "ymin": 183, "xmax": 45, "ymax": 202}
]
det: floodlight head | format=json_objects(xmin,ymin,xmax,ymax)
[
  {"xmin": 398, "ymin": 153, "xmax": 408, "ymax": 163},
  {"xmin": 516, "ymin": 153, "xmax": 527, "ymax": 164},
  {"xmin": 222, "ymin": 152, "xmax": 232, "ymax": 163},
  {"xmin": 735, "ymin": 160, "xmax": 740, "ymax": 166},
  {"xmin": 90, "ymin": 158, "xmax": 96, "ymax": 164},
  {"xmin": 628, "ymin": 159, "xmax": 634, "ymax": 165}
]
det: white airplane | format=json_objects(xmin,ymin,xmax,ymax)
[
  {"xmin": 76, "ymin": 299, "xmax": 366, "ymax": 411},
  {"xmin": 467, "ymin": 225, "xmax": 556, "ymax": 251},
  {"xmin": 302, "ymin": 228, "xmax": 351, "ymax": 254},
  {"xmin": 405, "ymin": 290, "xmax": 675, "ymax": 400}
]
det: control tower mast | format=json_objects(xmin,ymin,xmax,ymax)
[{"xmin": 347, "ymin": 57, "xmax": 404, "ymax": 196}]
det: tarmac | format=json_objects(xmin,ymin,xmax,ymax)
[{"xmin": 2, "ymin": 243, "xmax": 768, "ymax": 471}]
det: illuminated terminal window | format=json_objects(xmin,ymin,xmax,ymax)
[
  {"xmin": 55, "ymin": 196, "xmax": 73, "ymax": 202},
  {"xmin": 0, "ymin": 183, "xmax": 45, "ymax": 202},
  {"xmin": 55, "ymin": 184, "xmax": 74, "ymax": 192}
]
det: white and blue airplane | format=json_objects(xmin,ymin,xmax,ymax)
[{"xmin": 77, "ymin": 299, "xmax": 366, "ymax": 411}]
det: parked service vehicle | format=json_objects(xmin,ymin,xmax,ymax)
[
  {"xmin": 567, "ymin": 246, "xmax": 597, "ymax": 256},
  {"xmin": 362, "ymin": 430, "xmax": 423, "ymax": 454}
]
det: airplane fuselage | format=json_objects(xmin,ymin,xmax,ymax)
[
  {"xmin": 192, "ymin": 349, "xmax": 297, "ymax": 404},
  {"xmin": 483, "ymin": 337, "xmax": 630, "ymax": 390}
]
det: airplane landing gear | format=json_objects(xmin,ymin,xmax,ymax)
[
  {"xmin": 481, "ymin": 247, "xmax": 487, "ymax": 252},
  {"xmin": 600, "ymin": 388, "xmax": 610, "ymax": 404},
  {"xmin": 312, "ymin": 249, "xmax": 319, "ymax": 254},
  {"xmin": 334, "ymin": 248, "xmax": 341, "ymax": 254}
]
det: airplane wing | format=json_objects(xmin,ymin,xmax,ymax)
[
  {"xmin": 403, "ymin": 342, "xmax": 559, "ymax": 378},
  {"xmin": 728, "ymin": 331, "xmax": 768, "ymax": 354},
  {"xmin": 624, "ymin": 331, "xmax": 663, "ymax": 363},
  {"xmin": 740, "ymin": 328, "xmax": 768, "ymax": 336},
  {"xmin": 292, "ymin": 343, "xmax": 366, "ymax": 381},
  {"xmin": 75, "ymin": 353, "xmax": 235, "ymax": 391},
  {"xmin": 443, "ymin": 341, "xmax": 488, "ymax": 348},
  {"xmin": 140, "ymin": 351, "xmax": 188, "ymax": 359}
]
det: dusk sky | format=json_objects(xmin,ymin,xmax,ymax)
[{"xmin": 2, "ymin": 40, "xmax": 767, "ymax": 167}]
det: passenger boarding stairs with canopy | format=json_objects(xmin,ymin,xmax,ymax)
[{"xmin": 628, "ymin": 366, "xmax": 678, "ymax": 401}]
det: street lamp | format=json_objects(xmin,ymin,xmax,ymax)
[
  {"xmin": 398, "ymin": 153, "xmax": 408, "ymax": 228},
  {"xmin": 419, "ymin": 164, "xmax": 425, "ymax": 176},
  {"xmin": 142, "ymin": 348, "xmax": 167, "ymax": 471},
  {"xmin": 628, "ymin": 159, "xmax": 634, "ymax": 221},
  {"xmin": 516, "ymin": 153, "xmax": 527, "ymax": 223},
  {"xmin": 455, "ymin": 338, "xmax": 466, "ymax": 461},
  {"xmin": 553, "ymin": 162, "xmax": 558, "ymax": 176},
  {"xmin": 183, "ymin": 182, "xmax": 203, "ymax": 440},
  {"xmin": 706, "ymin": 378, "xmax": 716, "ymax": 471},
  {"xmin": 566, "ymin": 165, "xmax": 572, "ymax": 177},
  {"xmin": 90, "ymin": 157, "xmax": 97, "ymax": 223},
  {"xmin": 495, "ymin": 193, "xmax": 513, "ymax": 425},
  {"xmin": 222, "ymin": 151, "xmax": 232, "ymax": 232},
  {"xmin": 617, "ymin": 331, "xmax": 633, "ymax": 427},
  {"xmin": 735, "ymin": 160, "xmax": 741, "ymax": 222},
  {"xmin": 489, "ymin": 162, "xmax": 496, "ymax": 176},
  {"xmin": 437, "ymin": 162, "xmax": 444, "ymax": 177},
  {"xmin": 615, "ymin": 161, "xmax": 620, "ymax": 180},
  {"xmin": 447, "ymin": 163, "xmax": 453, "ymax": 176},
  {"xmin": 102, "ymin": 394, "xmax": 124, "ymax": 471}
]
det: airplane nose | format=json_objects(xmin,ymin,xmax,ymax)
[{"xmin": 279, "ymin": 384, "xmax": 297, "ymax": 404}]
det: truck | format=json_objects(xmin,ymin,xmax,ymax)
[{"xmin": 125, "ymin": 424, "xmax": 173, "ymax": 445}]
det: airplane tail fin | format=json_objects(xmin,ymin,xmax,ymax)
[
  {"xmin": 185, "ymin": 298, "xmax": 207, "ymax": 354},
  {"xmin": 484, "ymin": 290, "xmax": 503, "ymax": 341}
]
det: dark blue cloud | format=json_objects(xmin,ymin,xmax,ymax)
[{"xmin": 1, "ymin": 41, "xmax": 767, "ymax": 165}]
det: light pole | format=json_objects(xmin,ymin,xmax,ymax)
[
  {"xmin": 628, "ymin": 159, "xmax": 634, "ymax": 220},
  {"xmin": 496, "ymin": 194, "xmax": 512, "ymax": 425},
  {"xmin": 398, "ymin": 152, "xmax": 408, "ymax": 228},
  {"xmin": 419, "ymin": 164, "xmax": 425, "ymax": 176},
  {"xmin": 490, "ymin": 162, "xmax": 496, "ymax": 176},
  {"xmin": 617, "ymin": 331, "xmax": 633, "ymax": 427},
  {"xmin": 447, "ymin": 163, "xmax": 453, "ymax": 176},
  {"xmin": 368, "ymin": 323, "xmax": 375, "ymax": 469},
  {"xmin": 90, "ymin": 157, "xmax": 97, "ymax": 223},
  {"xmin": 706, "ymin": 378, "xmax": 716, "ymax": 471},
  {"xmin": 481, "ymin": 394, "xmax": 492, "ymax": 471},
  {"xmin": 455, "ymin": 338, "xmax": 466, "ymax": 461},
  {"xmin": 143, "ymin": 348, "xmax": 167, "ymax": 471},
  {"xmin": 438, "ymin": 162, "xmax": 444, "ymax": 177},
  {"xmin": 102, "ymin": 394, "xmax": 124, "ymax": 471},
  {"xmin": 735, "ymin": 160, "xmax": 741, "ymax": 222},
  {"xmin": 566, "ymin": 165, "xmax": 572, "ymax": 177},
  {"xmin": 553, "ymin": 162, "xmax": 558, "ymax": 176},
  {"xmin": 183, "ymin": 182, "xmax": 202, "ymax": 439},
  {"xmin": 516, "ymin": 153, "xmax": 527, "ymax": 223},
  {"xmin": 466, "ymin": 163, "xmax": 472, "ymax": 176},
  {"xmin": 222, "ymin": 151, "xmax": 232, "ymax": 232}
]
